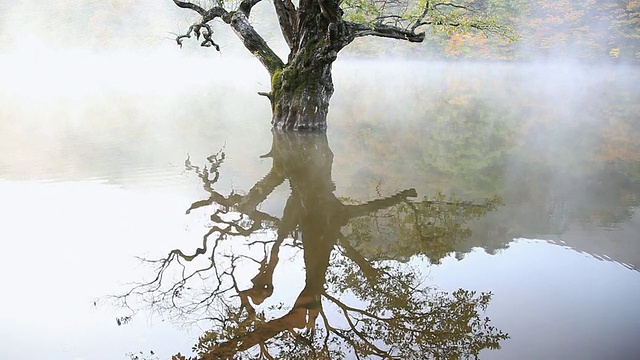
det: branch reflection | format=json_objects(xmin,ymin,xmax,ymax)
[{"xmin": 117, "ymin": 131, "xmax": 508, "ymax": 359}]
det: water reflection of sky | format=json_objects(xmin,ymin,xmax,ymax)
[
  {"xmin": 1, "ymin": 53, "xmax": 639, "ymax": 359},
  {"xmin": 1, "ymin": 179, "xmax": 638, "ymax": 359},
  {"xmin": 427, "ymin": 239, "xmax": 640, "ymax": 359},
  {"xmin": 0, "ymin": 181, "xmax": 195, "ymax": 359}
]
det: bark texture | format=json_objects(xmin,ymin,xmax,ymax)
[
  {"xmin": 270, "ymin": 46, "xmax": 336, "ymax": 130},
  {"xmin": 267, "ymin": 0, "xmax": 344, "ymax": 130}
]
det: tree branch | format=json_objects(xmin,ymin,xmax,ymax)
[
  {"xmin": 173, "ymin": 0, "xmax": 284, "ymax": 74},
  {"xmin": 204, "ymin": 291, "xmax": 319, "ymax": 358},
  {"xmin": 176, "ymin": 23, "xmax": 220, "ymax": 50},
  {"xmin": 173, "ymin": 0, "xmax": 207, "ymax": 15},
  {"xmin": 344, "ymin": 188, "xmax": 417, "ymax": 218},
  {"xmin": 338, "ymin": 234, "xmax": 381, "ymax": 283},
  {"xmin": 228, "ymin": 12, "xmax": 285, "ymax": 74},
  {"xmin": 346, "ymin": 21, "xmax": 426, "ymax": 42},
  {"xmin": 273, "ymin": 0, "xmax": 299, "ymax": 50},
  {"xmin": 239, "ymin": 0, "xmax": 264, "ymax": 17}
]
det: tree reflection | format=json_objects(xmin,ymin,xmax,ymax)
[{"xmin": 115, "ymin": 131, "xmax": 507, "ymax": 359}]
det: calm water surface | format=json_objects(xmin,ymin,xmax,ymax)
[{"xmin": 1, "ymin": 54, "xmax": 639, "ymax": 359}]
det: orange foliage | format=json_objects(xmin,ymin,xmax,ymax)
[{"xmin": 445, "ymin": 33, "xmax": 465, "ymax": 56}]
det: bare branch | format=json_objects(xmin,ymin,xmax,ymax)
[
  {"xmin": 346, "ymin": 21, "xmax": 426, "ymax": 42},
  {"xmin": 433, "ymin": 2, "xmax": 473, "ymax": 11},
  {"xmin": 273, "ymin": 0, "xmax": 298, "ymax": 50},
  {"xmin": 239, "ymin": 0, "xmax": 264, "ymax": 16},
  {"xmin": 173, "ymin": 0, "xmax": 207, "ymax": 16},
  {"xmin": 172, "ymin": 0, "xmax": 284, "ymax": 73},
  {"xmin": 344, "ymin": 188, "xmax": 417, "ymax": 218},
  {"xmin": 176, "ymin": 23, "xmax": 220, "ymax": 51},
  {"xmin": 228, "ymin": 12, "xmax": 285, "ymax": 74}
]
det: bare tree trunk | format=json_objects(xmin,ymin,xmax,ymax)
[
  {"xmin": 269, "ymin": 0, "xmax": 341, "ymax": 131},
  {"xmin": 270, "ymin": 59, "xmax": 334, "ymax": 130}
]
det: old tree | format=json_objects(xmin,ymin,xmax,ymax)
[{"xmin": 173, "ymin": 0, "xmax": 515, "ymax": 130}]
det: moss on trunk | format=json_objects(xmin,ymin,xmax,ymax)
[{"xmin": 270, "ymin": 38, "xmax": 337, "ymax": 131}]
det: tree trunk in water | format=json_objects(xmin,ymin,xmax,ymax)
[
  {"xmin": 269, "ymin": 0, "xmax": 342, "ymax": 131},
  {"xmin": 271, "ymin": 53, "xmax": 335, "ymax": 131}
]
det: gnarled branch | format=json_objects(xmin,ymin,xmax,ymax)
[{"xmin": 172, "ymin": 0, "xmax": 284, "ymax": 74}]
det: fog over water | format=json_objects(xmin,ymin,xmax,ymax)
[{"xmin": 1, "ymin": 1, "xmax": 640, "ymax": 359}]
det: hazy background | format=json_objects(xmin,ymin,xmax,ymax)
[
  {"xmin": 1, "ymin": 1, "xmax": 639, "ymax": 359},
  {"xmin": 1, "ymin": 0, "xmax": 639, "ymax": 61},
  {"xmin": 1, "ymin": 0, "xmax": 639, "ymax": 291}
]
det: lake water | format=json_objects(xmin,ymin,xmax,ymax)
[{"xmin": 1, "ymin": 51, "xmax": 639, "ymax": 359}]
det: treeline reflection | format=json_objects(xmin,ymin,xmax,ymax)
[
  {"xmin": 329, "ymin": 66, "xmax": 640, "ymax": 266},
  {"xmin": 116, "ymin": 131, "xmax": 508, "ymax": 359}
]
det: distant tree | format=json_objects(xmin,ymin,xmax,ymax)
[{"xmin": 172, "ymin": 0, "xmax": 516, "ymax": 130}]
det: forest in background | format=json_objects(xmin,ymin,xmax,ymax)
[
  {"xmin": 0, "ymin": 0, "xmax": 638, "ymax": 62},
  {"xmin": 345, "ymin": 0, "xmax": 640, "ymax": 61}
]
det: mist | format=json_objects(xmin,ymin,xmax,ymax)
[
  {"xmin": 2, "ymin": 0, "xmax": 639, "ymax": 258},
  {"xmin": 1, "ymin": 1, "xmax": 640, "ymax": 359},
  {"xmin": 2, "ymin": 0, "xmax": 639, "ymax": 238}
]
